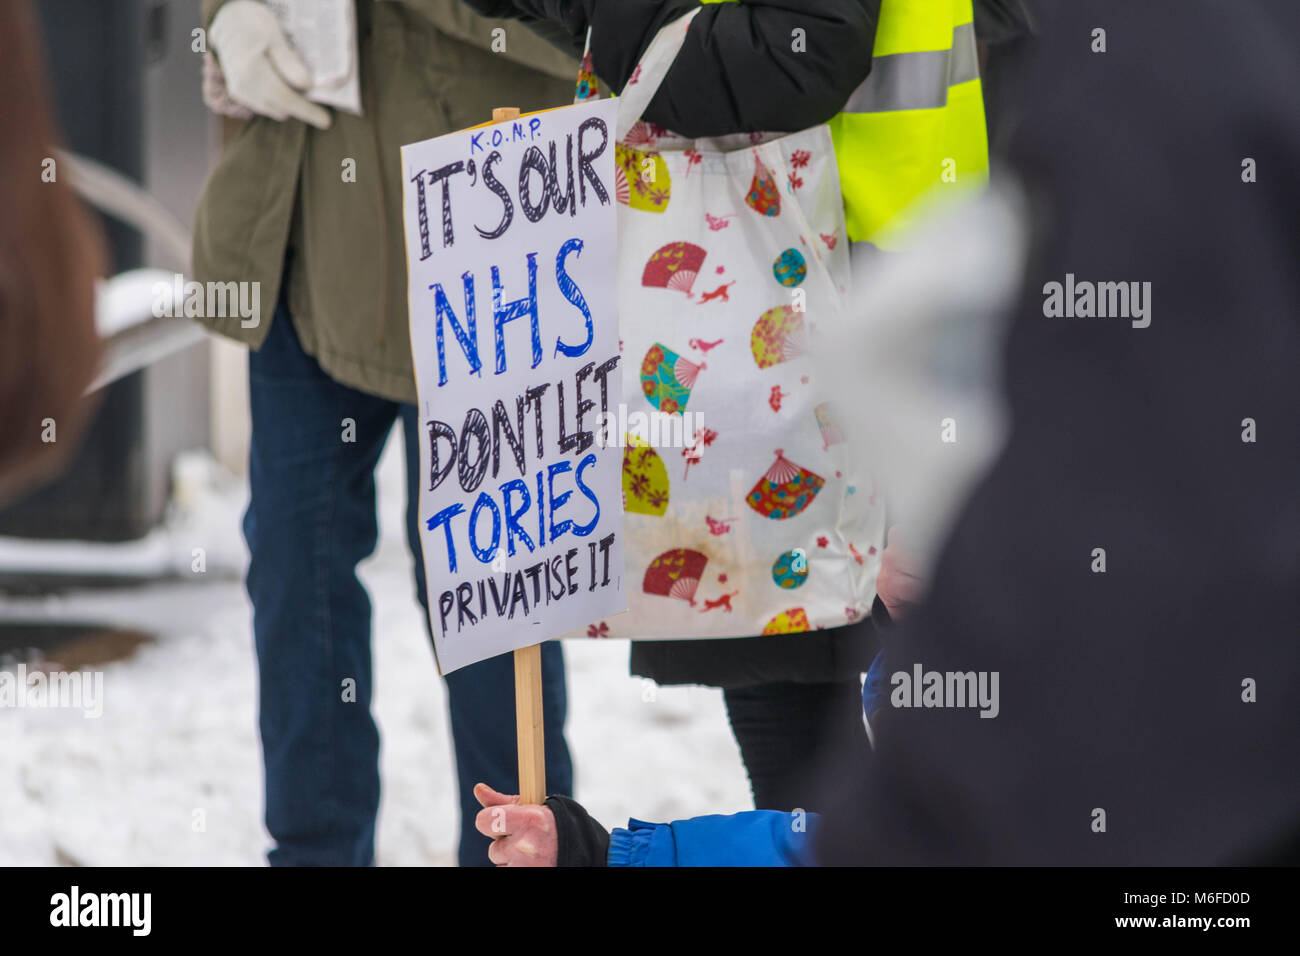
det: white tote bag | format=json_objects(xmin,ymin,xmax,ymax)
[{"xmin": 578, "ymin": 10, "xmax": 884, "ymax": 641}]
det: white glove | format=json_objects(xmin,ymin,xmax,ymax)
[{"xmin": 209, "ymin": 0, "xmax": 332, "ymax": 129}]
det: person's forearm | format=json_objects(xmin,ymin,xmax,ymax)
[
  {"xmin": 596, "ymin": 0, "xmax": 880, "ymax": 136},
  {"xmin": 463, "ymin": 0, "xmax": 880, "ymax": 137},
  {"xmin": 459, "ymin": 0, "xmax": 586, "ymax": 43}
]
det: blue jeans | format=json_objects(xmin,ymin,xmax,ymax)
[{"xmin": 244, "ymin": 301, "xmax": 572, "ymax": 866}]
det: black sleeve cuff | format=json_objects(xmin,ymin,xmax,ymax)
[{"xmin": 545, "ymin": 795, "xmax": 611, "ymax": 867}]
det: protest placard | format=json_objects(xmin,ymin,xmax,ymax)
[{"xmin": 401, "ymin": 98, "xmax": 625, "ymax": 676}]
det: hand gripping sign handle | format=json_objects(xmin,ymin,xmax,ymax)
[{"xmin": 491, "ymin": 105, "xmax": 547, "ymax": 807}]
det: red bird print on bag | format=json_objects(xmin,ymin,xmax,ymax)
[
  {"xmin": 688, "ymin": 337, "xmax": 724, "ymax": 354},
  {"xmin": 700, "ymin": 591, "xmax": 739, "ymax": 613},
  {"xmin": 705, "ymin": 515, "xmax": 737, "ymax": 536},
  {"xmin": 698, "ymin": 281, "xmax": 736, "ymax": 304}
]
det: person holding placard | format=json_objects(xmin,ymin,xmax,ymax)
[{"xmin": 459, "ymin": 0, "xmax": 993, "ymax": 816}]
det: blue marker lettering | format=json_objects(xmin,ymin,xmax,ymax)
[
  {"xmin": 426, "ymin": 502, "xmax": 466, "ymax": 572},
  {"xmin": 468, "ymin": 492, "xmax": 502, "ymax": 564},
  {"xmin": 432, "ymin": 273, "xmax": 480, "ymax": 385},
  {"xmin": 553, "ymin": 238, "xmax": 593, "ymax": 358},
  {"xmin": 492, "ymin": 253, "xmax": 541, "ymax": 373},
  {"xmin": 572, "ymin": 453, "xmax": 601, "ymax": 537},
  {"xmin": 500, "ymin": 478, "xmax": 536, "ymax": 556},
  {"xmin": 547, "ymin": 461, "xmax": 574, "ymax": 542}
]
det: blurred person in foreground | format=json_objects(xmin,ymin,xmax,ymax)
[
  {"xmin": 477, "ymin": 0, "xmax": 1300, "ymax": 866},
  {"xmin": 0, "ymin": 0, "xmax": 104, "ymax": 505},
  {"xmin": 817, "ymin": 0, "xmax": 1300, "ymax": 866}
]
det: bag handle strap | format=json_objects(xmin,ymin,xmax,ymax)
[
  {"xmin": 572, "ymin": 10, "xmax": 703, "ymax": 139},
  {"xmin": 614, "ymin": 8, "xmax": 700, "ymax": 140}
]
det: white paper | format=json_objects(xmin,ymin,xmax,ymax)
[
  {"xmin": 266, "ymin": 0, "xmax": 362, "ymax": 116},
  {"xmin": 401, "ymin": 99, "xmax": 626, "ymax": 672}
]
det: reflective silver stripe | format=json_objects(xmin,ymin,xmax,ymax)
[
  {"xmin": 948, "ymin": 21, "xmax": 980, "ymax": 88},
  {"xmin": 842, "ymin": 21, "xmax": 979, "ymax": 114}
]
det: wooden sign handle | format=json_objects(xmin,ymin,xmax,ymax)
[
  {"xmin": 513, "ymin": 643, "xmax": 546, "ymax": 805},
  {"xmin": 490, "ymin": 105, "xmax": 547, "ymax": 805}
]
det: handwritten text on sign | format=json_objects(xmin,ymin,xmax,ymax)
[{"xmin": 401, "ymin": 98, "xmax": 624, "ymax": 673}]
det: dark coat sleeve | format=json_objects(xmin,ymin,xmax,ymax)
[
  {"xmin": 462, "ymin": 0, "xmax": 881, "ymax": 137},
  {"xmin": 813, "ymin": 0, "xmax": 1300, "ymax": 866},
  {"xmin": 972, "ymin": 0, "xmax": 1036, "ymax": 46}
]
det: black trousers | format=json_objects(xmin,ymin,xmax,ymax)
[{"xmin": 722, "ymin": 679, "xmax": 870, "ymax": 812}]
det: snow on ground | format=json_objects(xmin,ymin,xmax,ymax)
[{"xmin": 0, "ymin": 437, "xmax": 751, "ymax": 866}]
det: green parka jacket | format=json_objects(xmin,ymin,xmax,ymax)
[{"xmin": 192, "ymin": 0, "xmax": 578, "ymax": 402}]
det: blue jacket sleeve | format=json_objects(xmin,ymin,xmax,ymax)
[{"xmin": 608, "ymin": 810, "xmax": 817, "ymax": 866}]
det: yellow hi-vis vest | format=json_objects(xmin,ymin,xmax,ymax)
[{"xmin": 704, "ymin": 0, "xmax": 990, "ymax": 248}]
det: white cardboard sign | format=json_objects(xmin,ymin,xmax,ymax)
[{"xmin": 401, "ymin": 99, "xmax": 625, "ymax": 673}]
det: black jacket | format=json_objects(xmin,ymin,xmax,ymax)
[
  {"xmin": 628, "ymin": 608, "xmax": 880, "ymax": 688},
  {"xmin": 815, "ymin": 0, "xmax": 1300, "ymax": 865},
  {"xmin": 465, "ymin": 0, "xmax": 881, "ymax": 137}
]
